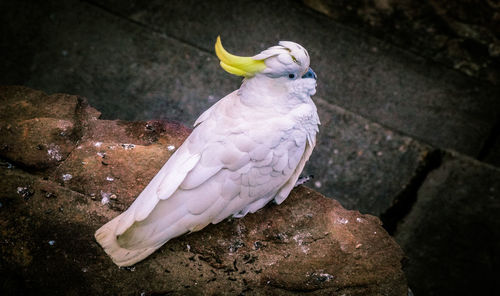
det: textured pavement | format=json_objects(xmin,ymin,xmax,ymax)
[
  {"xmin": 2, "ymin": 0, "xmax": 499, "ymax": 157},
  {"xmin": 395, "ymin": 153, "xmax": 500, "ymax": 296},
  {"xmin": 1, "ymin": 0, "xmax": 499, "ymax": 295}
]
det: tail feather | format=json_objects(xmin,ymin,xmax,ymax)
[{"xmin": 94, "ymin": 214, "xmax": 162, "ymax": 267}]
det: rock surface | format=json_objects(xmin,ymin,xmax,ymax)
[
  {"xmin": 395, "ymin": 152, "xmax": 500, "ymax": 296},
  {"xmin": 1, "ymin": 0, "xmax": 498, "ymax": 159},
  {"xmin": 0, "ymin": 86, "xmax": 407, "ymax": 295},
  {"xmin": 304, "ymin": 98, "xmax": 431, "ymax": 216},
  {"xmin": 0, "ymin": 86, "xmax": 92, "ymax": 169},
  {"xmin": 303, "ymin": 0, "xmax": 500, "ymax": 85}
]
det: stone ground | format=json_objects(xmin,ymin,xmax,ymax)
[
  {"xmin": 1, "ymin": 0, "xmax": 499, "ymax": 295},
  {"xmin": 0, "ymin": 87, "xmax": 407, "ymax": 295}
]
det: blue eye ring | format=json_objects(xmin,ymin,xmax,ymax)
[{"xmin": 288, "ymin": 73, "xmax": 295, "ymax": 79}]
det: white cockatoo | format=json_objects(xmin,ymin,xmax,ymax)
[{"xmin": 95, "ymin": 36, "xmax": 319, "ymax": 267}]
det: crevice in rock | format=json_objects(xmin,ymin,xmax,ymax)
[
  {"xmin": 477, "ymin": 117, "xmax": 500, "ymax": 164},
  {"xmin": 71, "ymin": 96, "xmax": 91, "ymax": 143},
  {"xmin": 0, "ymin": 97, "xmax": 89, "ymax": 175},
  {"xmin": 380, "ymin": 149, "xmax": 443, "ymax": 235},
  {"xmin": 0, "ymin": 156, "xmax": 50, "ymax": 176},
  {"xmin": 82, "ymin": 0, "xmax": 212, "ymax": 55}
]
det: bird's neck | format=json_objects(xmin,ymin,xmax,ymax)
[{"xmin": 238, "ymin": 75, "xmax": 314, "ymax": 111}]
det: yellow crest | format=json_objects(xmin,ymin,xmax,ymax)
[{"xmin": 215, "ymin": 36, "xmax": 266, "ymax": 77}]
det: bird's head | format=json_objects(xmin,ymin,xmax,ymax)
[{"xmin": 215, "ymin": 36, "xmax": 317, "ymax": 98}]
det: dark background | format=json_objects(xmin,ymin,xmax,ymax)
[{"xmin": 1, "ymin": 0, "xmax": 499, "ymax": 295}]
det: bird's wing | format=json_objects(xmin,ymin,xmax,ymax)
[
  {"xmin": 210, "ymin": 123, "xmax": 309, "ymax": 222},
  {"xmin": 120, "ymin": 116, "xmax": 307, "ymax": 233},
  {"xmin": 113, "ymin": 119, "xmax": 306, "ymax": 247},
  {"xmin": 96, "ymin": 93, "xmax": 312, "ymax": 266},
  {"xmin": 114, "ymin": 138, "xmax": 201, "ymax": 236},
  {"xmin": 113, "ymin": 92, "xmax": 250, "ymax": 235},
  {"xmin": 113, "ymin": 98, "xmax": 224, "ymax": 236},
  {"xmin": 274, "ymin": 137, "xmax": 315, "ymax": 204}
]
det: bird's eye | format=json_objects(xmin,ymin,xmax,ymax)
[{"xmin": 288, "ymin": 73, "xmax": 295, "ymax": 79}]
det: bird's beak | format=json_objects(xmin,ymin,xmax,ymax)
[
  {"xmin": 301, "ymin": 68, "xmax": 317, "ymax": 80},
  {"xmin": 215, "ymin": 36, "xmax": 267, "ymax": 78}
]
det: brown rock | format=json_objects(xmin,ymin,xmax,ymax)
[
  {"xmin": 52, "ymin": 118, "xmax": 190, "ymax": 211},
  {"xmin": 0, "ymin": 86, "xmax": 100, "ymax": 170},
  {"xmin": 0, "ymin": 86, "xmax": 407, "ymax": 295}
]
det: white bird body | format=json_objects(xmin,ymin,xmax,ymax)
[{"xmin": 95, "ymin": 37, "xmax": 319, "ymax": 266}]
